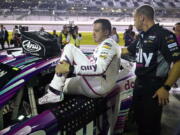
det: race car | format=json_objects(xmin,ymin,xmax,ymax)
[
  {"xmin": 0, "ymin": 31, "xmax": 136, "ymax": 135},
  {"xmin": 0, "ymin": 49, "xmax": 135, "ymax": 135}
]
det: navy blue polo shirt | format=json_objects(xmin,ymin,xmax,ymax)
[{"xmin": 128, "ymin": 24, "xmax": 180, "ymax": 78}]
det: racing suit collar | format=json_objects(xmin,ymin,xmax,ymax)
[{"xmin": 99, "ymin": 37, "xmax": 111, "ymax": 44}]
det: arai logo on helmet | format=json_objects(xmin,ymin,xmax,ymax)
[{"xmin": 22, "ymin": 40, "xmax": 41, "ymax": 52}]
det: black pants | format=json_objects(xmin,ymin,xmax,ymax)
[
  {"xmin": 4, "ymin": 38, "xmax": 9, "ymax": 46},
  {"xmin": 132, "ymin": 77, "xmax": 165, "ymax": 135},
  {"xmin": 0, "ymin": 38, "xmax": 5, "ymax": 49}
]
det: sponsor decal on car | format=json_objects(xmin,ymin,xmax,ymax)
[{"xmin": 22, "ymin": 40, "xmax": 42, "ymax": 52}]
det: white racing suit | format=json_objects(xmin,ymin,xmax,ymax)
[
  {"xmin": 48, "ymin": 38, "xmax": 136, "ymax": 135},
  {"xmin": 50, "ymin": 38, "xmax": 121, "ymax": 98}
]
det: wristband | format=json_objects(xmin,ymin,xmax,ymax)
[{"xmin": 163, "ymin": 84, "xmax": 171, "ymax": 91}]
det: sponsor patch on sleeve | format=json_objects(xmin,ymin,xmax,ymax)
[
  {"xmin": 104, "ymin": 42, "xmax": 112, "ymax": 47},
  {"xmin": 102, "ymin": 42, "xmax": 112, "ymax": 49},
  {"xmin": 168, "ymin": 42, "xmax": 177, "ymax": 49},
  {"xmin": 99, "ymin": 55, "xmax": 108, "ymax": 59},
  {"xmin": 172, "ymin": 52, "xmax": 180, "ymax": 57},
  {"xmin": 165, "ymin": 34, "xmax": 174, "ymax": 40},
  {"xmin": 167, "ymin": 39, "xmax": 175, "ymax": 43},
  {"xmin": 102, "ymin": 45, "xmax": 111, "ymax": 49},
  {"xmin": 100, "ymin": 51, "xmax": 108, "ymax": 55}
]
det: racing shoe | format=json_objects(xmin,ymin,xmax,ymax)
[{"xmin": 38, "ymin": 86, "xmax": 64, "ymax": 105}]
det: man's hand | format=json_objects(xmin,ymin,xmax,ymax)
[
  {"xmin": 55, "ymin": 61, "xmax": 70, "ymax": 74},
  {"xmin": 152, "ymin": 87, "xmax": 169, "ymax": 106}
]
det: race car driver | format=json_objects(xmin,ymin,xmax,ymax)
[{"xmin": 38, "ymin": 19, "xmax": 121, "ymax": 104}]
